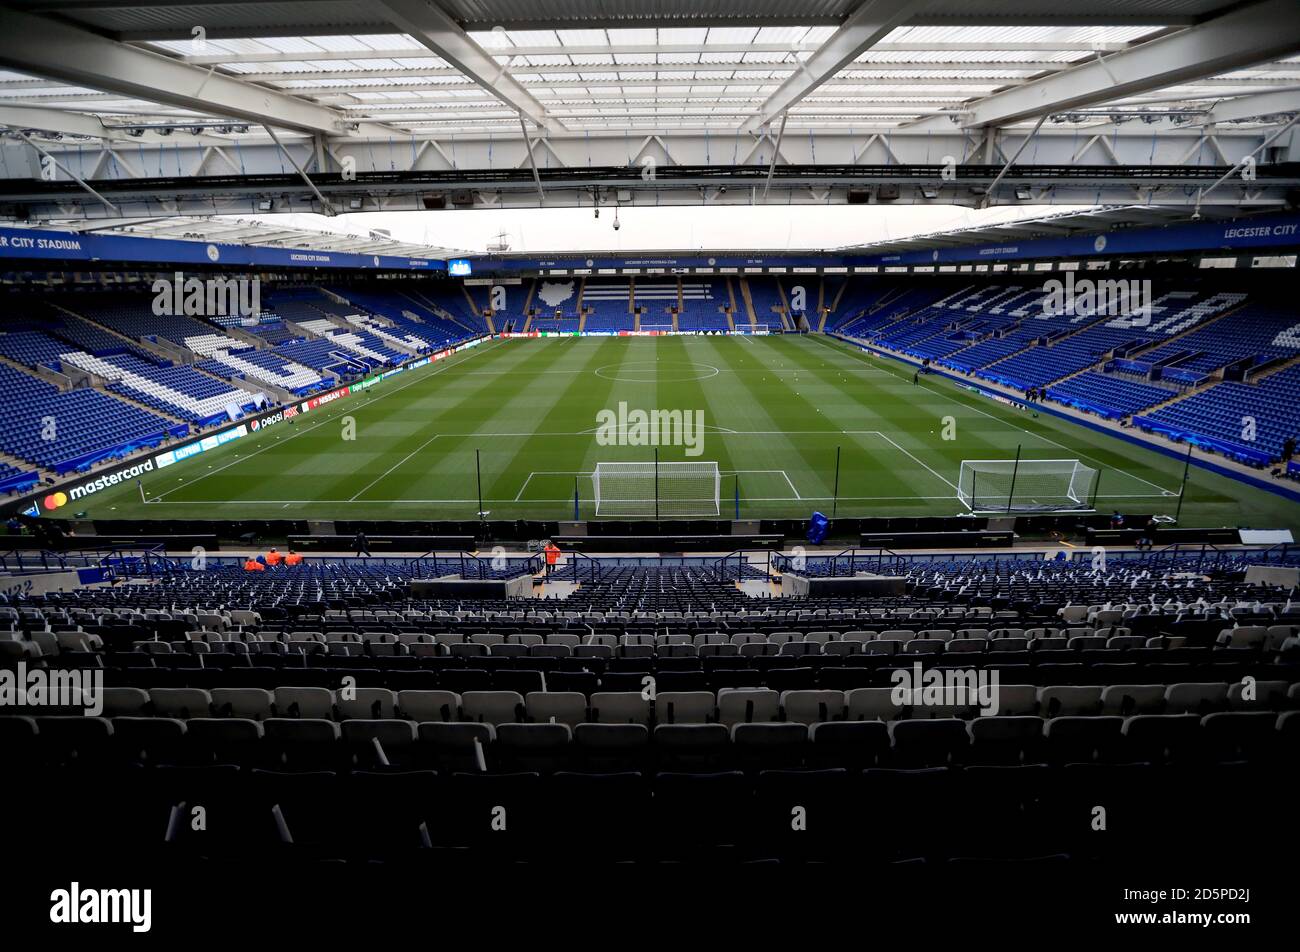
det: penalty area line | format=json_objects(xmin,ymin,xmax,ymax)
[
  {"xmin": 808, "ymin": 335, "xmax": 1178, "ymax": 495},
  {"xmin": 349, "ymin": 433, "xmax": 441, "ymax": 502},
  {"xmin": 867, "ymin": 430, "xmax": 962, "ymax": 495}
]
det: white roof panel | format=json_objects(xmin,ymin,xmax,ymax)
[{"xmin": 0, "ymin": 5, "xmax": 1287, "ymax": 142}]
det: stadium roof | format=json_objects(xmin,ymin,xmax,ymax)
[
  {"xmin": 4, "ymin": 1, "xmax": 1285, "ymax": 35},
  {"xmin": 0, "ymin": 1, "xmax": 1296, "ymax": 220},
  {"xmin": 832, "ymin": 203, "xmax": 1246, "ymax": 253},
  {"xmin": 0, "ymin": 0, "xmax": 1296, "ymax": 139},
  {"xmin": 51, "ymin": 215, "xmax": 466, "ymax": 258}
]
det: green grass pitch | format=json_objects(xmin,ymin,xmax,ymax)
[{"xmin": 74, "ymin": 334, "xmax": 1299, "ymax": 529}]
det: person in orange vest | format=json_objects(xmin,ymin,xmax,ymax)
[
  {"xmin": 284, "ymin": 548, "xmax": 302, "ymax": 566},
  {"xmin": 265, "ymin": 547, "xmax": 282, "ymax": 567},
  {"xmin": 543, "ymin": 540, "xmax": 561, "ymax": 576},
  {"xmin": 243, "ymin": 558, "xmax": 265, "ymax": 572}
]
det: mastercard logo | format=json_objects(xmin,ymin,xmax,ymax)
[{"xmin": 43, "ymin": 491, "xmax": 69, "ymax": 511}]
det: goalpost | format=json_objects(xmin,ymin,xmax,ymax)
[
  {"xmin": 640, "ymin": 324, "xmax": 676, "ymax": 335},
  {"xmin": 735, "ymin": 324, "xmax": 771, "ymax": 335},
  {"xmin": 592, "ymin": 461, "xmax": 721, "ymax": 516},
  {"xmin": 958, "ymin": 458, "xmax": 1099, "ymax": 512}
]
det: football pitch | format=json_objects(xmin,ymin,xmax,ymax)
[{"xmin": 77, "ymin": 334, "xmax": 1298, "ymax": 529}]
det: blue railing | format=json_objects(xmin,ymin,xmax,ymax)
[
  {"xmin": 773, "ymin": 546, "xmax": 906, "ymax": 577},
  {"xmin": 711, "ymin": 550, "xmax": 775, "ymax": 582},
  {"xmin": 0, "ymin": 549, "xmax": 72, "ymax": 574},
  {"xmin": 12, "ymin": 541, "xmax": 1292, "ymax": 588},
  {"xmin": 775, "ymin": 543, "xmax": 1297, "ymax": 577},
  {"xmin": 101, "ymin": 544, "xmax": 173, "ymax": 579},
  {"xmin": 0, "ymin": 544, "xmax": 172, "ymax": 579}
]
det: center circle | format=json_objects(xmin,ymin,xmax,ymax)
[{"xmin": 595, "ymin": 360, "xmax": 720, "ymax": 383}]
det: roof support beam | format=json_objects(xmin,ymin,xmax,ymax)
[
  {"xmin": 762, "ymin": 112, "xmax": 790, "ymax": 200},
  {"xmin": 0, "ymin": 6, "xmax": 396, "ymax": 138},
  {"xmin": 67, "ymin": 217, "xmax": 173, "ymax": 233},
  {"xmin": 741, "ymin": 0, "xmax": 920, "ymax": 134},
  {"xmin": 0, "ymin": 103, "xmax": 234, "ymax": 145},
  {"xmin": 12, "ymin": 129, "xmax": 119, "ymax": 213},
  {"xmin": 376, "ymin": 0, "xmax": 562, "ymax": 135},
  {"xmin": 519, "ymin": 114, "xmax": 545, "ymax": 205},
  {"xmin": 262, "ymin": 124, "xmax": 335, "ymax": 216},
  {"xmin": 980, "ymin": 113, "xmax": 1048, "ymax": 208},
  {"xmin": 0, "ymin": 104, "xmax": 115, "ymax": 139},
  {"xmin": 1194, "ymin": 111, "xmax": 1300, "ymax": 213},
  {"xmin": 1205, "ymin": 88, "xmax": 1300, "ymax": 123},
  {"xmin": 918, "ymin": 0, "xmax": 1300, "ymax": 131}
]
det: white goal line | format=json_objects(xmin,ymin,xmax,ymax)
[{"xmin": 515, "ymin": 468, "xmax": 799, "ymax": 502}]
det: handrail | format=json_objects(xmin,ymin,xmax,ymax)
[
  {"xmin": 6, "ymin": 541, "xmax": 1290, "ymax": 584},
  {"xmin": 709, "ymin": 549, "xmax": 774, "ymax": 583},
  {"xmin": 458, "ymin": 551, "xmax": 484, "ymax": 579},
  {"xmin": 1145, "ymin": 541, "xmax": 1229, "ymax": 571},
  {"xmin": 768, "ymin": 543, "xmax": 1300, "ymax": 577},
  {"xmin": 0, "ymin": 548, "xmax": 71, "ymax": 573},
  {"xmin": 772, "ymin": 546, "xmax": 904, "ymax": 577},
  {"xmin": 1258, "ymin": 542, "xmax": 1293, "ymax": 565},
  {"xmin": 562, "ymin": 550, "xmax": 602, "ymax": 584},
  {"xmin": 452, "ymin": 550, "xmax": 546, "ymax": 580}
]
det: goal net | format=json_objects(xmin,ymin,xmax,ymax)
[
  {"xmin": 736, "ymin": 324, "xmax": 771, "ymax": 335},
  {"xmin": 640, "ymin": 324, "xmax": 675, "ymax": 335},
  {"xmin": 958, "ymin": 458, "xmax": 1099, "ymax": 512},
  {"xmin": 592, "ymin": 461, "xmax": 721, "ymax": 516}
]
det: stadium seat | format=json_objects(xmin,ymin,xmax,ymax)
[{"xmin": 718, "ymin": 688, "xmax": 780, "ymax": 725}]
